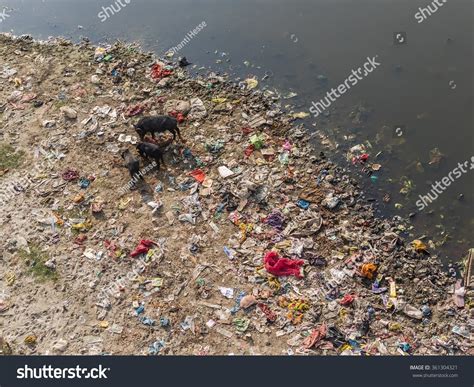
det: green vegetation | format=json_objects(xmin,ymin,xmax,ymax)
[
  {"xmin": 19, "ymin": 245, "xmax": 58, "ymax": 282},
  {"xmin": 0, "ymin": 143, "xmax": 24, "ymax": 170}
]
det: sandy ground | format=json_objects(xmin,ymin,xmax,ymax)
[{"xmin": 0, "ymin": 34, "xmax": 471, "ymax": 356}]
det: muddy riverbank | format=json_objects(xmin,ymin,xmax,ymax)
[{"xmin": 0, "ymin": 34, "xmax": 471, "ymax": 355}]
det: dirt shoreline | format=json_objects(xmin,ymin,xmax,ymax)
[{"xmin": 0, "ymin": 34, "xmax": 471, "ymax": 356}]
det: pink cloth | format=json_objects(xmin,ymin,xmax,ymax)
[
  {"xmin": 339, "ymin": 294, "xmax": 356, "ymax": 306},
  {"xmin": 303, "ymin": 324, "xmax": 327, "ymax": 349},
  {"xmin": 264, "ymin": 251, "xmax": 304, "ymax": 278}
]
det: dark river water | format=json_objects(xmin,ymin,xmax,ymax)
[{"xmin": 1, "ymin": 0, "xmax": 472, "ymax": 263}]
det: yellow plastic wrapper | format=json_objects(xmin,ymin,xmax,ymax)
[
  {"xmin": 361, "ymin": 263, "xmax": 377, "ymax": 279},
  {"xmin": 411, "ymin": 239, "xmax": 428, "ymax": 253},
  {"xmin": 24, "ymin": 335, "xmax": 37, "ymax": 345},
  {"xmin": 71, "ymin": 219, "xmax": 92, "ymax": 232},
  {"xmin": 389, "ymin": 278, "xmax": 397, "ymax": 298},
  {"xmin": 211, "ymin": 97, "xmax": 227, "ymax": 104},
  {"xmin": 292, "ymin": 112, "xmax": 310, "ymax": 119},
  {"xmin": 5, "ymin": 272, "xmax": 15, "ymax": 286},
  {"xmin": 118, "ymin": 197, "xmax": 132, "ymax": 210},
  {"xmin": 245, "ymin": 78, "xmax": 258, "ymax": 89}
]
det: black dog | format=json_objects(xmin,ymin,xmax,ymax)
[
  {"xmin": 121, "ymin": 149, "xmax": 142, "ymax": 181},
  {"xmin": 136, "ymin": 142, "xmax": 165, "ymax": 170},
  {"xmin": 134, "ymin": 115, "xmax": 183, "ymax": 142}
]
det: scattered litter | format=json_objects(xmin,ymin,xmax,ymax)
[
  {"xmin": 149, "ymin": 340, "xmax": 165, "ymax": 355},
  {"xmin": 219, "ymin": 287, "xmax": 234, "ymax": 299},
  {"xmin": 218, "ymin": 166, "xmax": 234, "ymax": 178},
  {"xmin": 0, "ymin": 35, "xmax": 465, "ymax": 358}
]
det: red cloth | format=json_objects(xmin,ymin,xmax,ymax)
[
  {"xmin": 303, "ymin": 323, "xmax": 327, "ymax": 349},
  {"xmin": 339, "ymin": 294, "xmax": 356, "ymax": 306},
  {"xmin": 189, "ymin": 169, "xmax": 206, "ymax": 183},
  {"xmin": 264, "ymin": 251, "xmax": 304, "ymax": 278},
  {"xmin": 104, "ymin": 240, "xmax": 118, "ymax": 257},
  {"xmin": 169, "ymin": 110, "xmax": 186, "ymax": 123},
  {"xmin": 258, "ymin": 303, "xmax": 277, "ymax": 322},
  {"xmin": 131, "ymin": 239, "xmax": 156, "ymax": 257},
  {"xmin": 62, "ymin": 169, "xmax": 79, "ymax": 181},
  {"xmin": 150, "ymin": 63, "xmax": 173, "ymax": 80},
  {"xmin": 244, "ymin": 144, "xmax": 255, "ymax": 157},
  {"xmin": 125, "ymin": 104, "xmax": 145, "ymax": 117},
  {"xmin": 352, "ymin": 153, "xmax": 369, "ymax": 165}
]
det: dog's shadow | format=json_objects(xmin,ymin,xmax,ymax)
[
  {"xmin": 135, "ymin": 162, "xmax": 168, "ymax": 217},
  {"xmin": 136, "ymin": 179, "xmax": 154, "ymax": 203}
]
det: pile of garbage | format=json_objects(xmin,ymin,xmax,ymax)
[{"xmin": 0, "ymin": 34, "xmax": 471, "ymax": 356}]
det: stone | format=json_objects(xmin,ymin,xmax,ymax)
[
  {"xmin": 240, "ymin": 295, "xmax": 257, "ymax": 309},
  {"xmin": 60, "ymin": 106, "xmax": 77, "ymax": 119}
]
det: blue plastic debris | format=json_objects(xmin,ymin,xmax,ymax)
[
  {"xmin": 325, "ymin": 287, "xmax": 339, "ymax": 301},
  {"xmin": 149, "ymin": 340, "xmax": 165, "ymax": 355},
  {"xmin": 371, "ymin": 280, "xmax": 387, "ymax": 294},
  {"xmin": 421, "ymin": 305, "xmax": 432, "ymax": 317},
  {"xmin": 348, "ymin": 339, "xmax": 360, "ymax": 350},
  {"xmin": 183, "ymin": 148, "xmax": 193, "ymax": 159},
  {"xmin": 180, "ymin": 316, "xmax": 194, "ymax": 331},
  {"xmin": 367, "ymin": 306, "xmax": 375, "ymax": 320},
  {"xmin": 135, "ymin": 305, "xmax": 145, "ymax": 315},
  {"xmin": 316, "ymin": 169, "xmax": 329, "ymax": 185},
  {"xmin": 179, "ymin": 180, "xmax": 194, "ymax": 191},
  {"xmin": 139, "ymin": 316, "xmax": 156, "ymax": 326},
  {"xmin": 160, "ymin": 317, "xmax": 170, "ymax": 327},
  {"xmin": 79, "ymin": 177, "xmax": 90, "ymax": 189},
  {"xmin": 297, "ymin": 199, "xmax": 310, "ymax": 210},
  {"xmin": 223, "ymin": 246, "xmax": 234, "ymax": 260},
  {"xmin": 399, "ymin": 342, "xmax": 411, "ymax": 352},
  {"xmin": 215, "ymin": 203, "xmax": 226, "ymax": 214},
  {"xmin": 206, "ymin": 141, "xmax": 225, "ymax": 154},
  {"xmin": 230, "ymin": 291, "xmax": 246, "ymax": 315}
]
